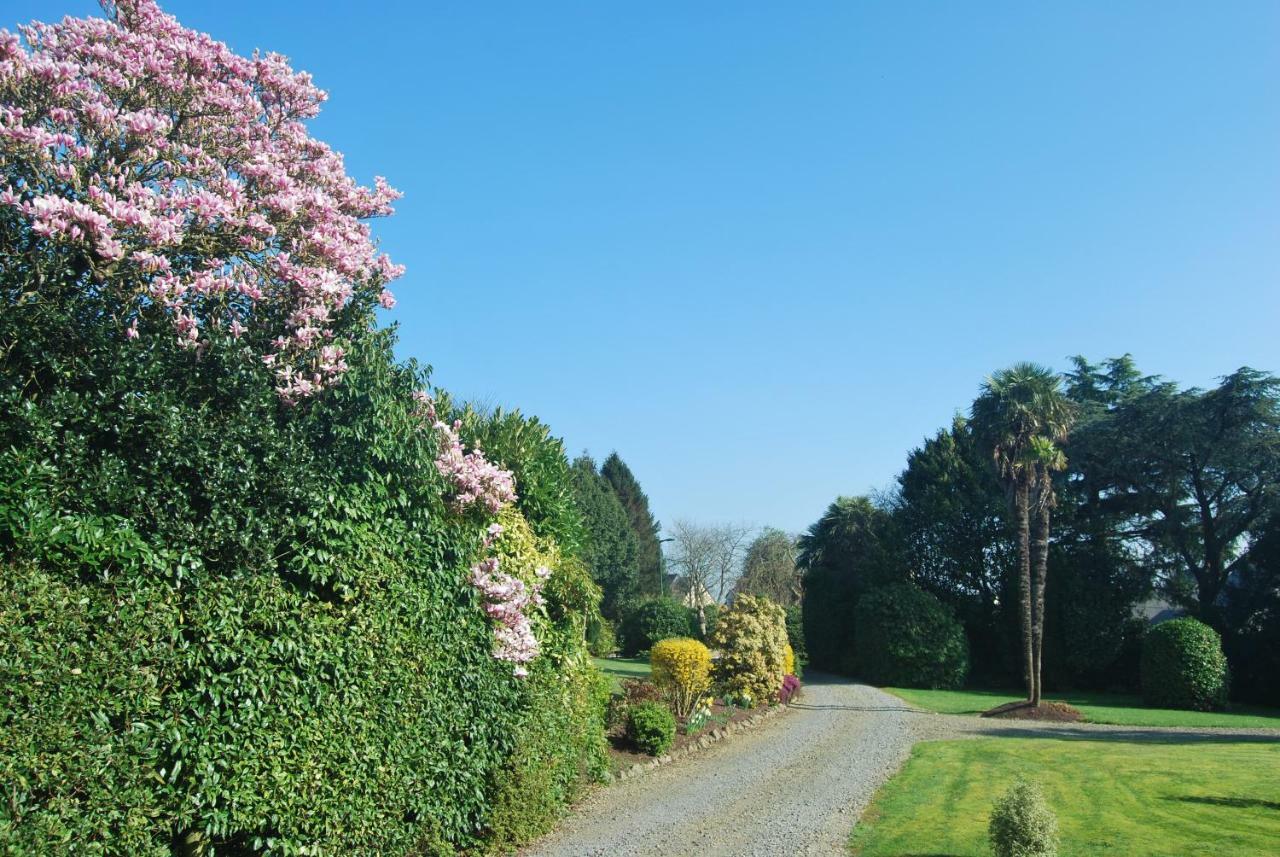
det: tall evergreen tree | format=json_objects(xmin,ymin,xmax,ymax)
[
  {"xmin": 601, "ymin": 452, "xmax": 664, "ymax": 596},
  {"xmin": 568, "ymin": 455, "xmax": 641, "ymax": 620},
  {"xmin": 797, "ymin": 496, "xmax": 904, "ymax": 673}
]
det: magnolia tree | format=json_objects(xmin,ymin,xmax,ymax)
[
  {"xmin": 0, "ymin": 0, "xmax": 402, "ymax": 402},
  {"xmin": 1, "ymin": 0, "xmax": 541, "ymax": 674}
]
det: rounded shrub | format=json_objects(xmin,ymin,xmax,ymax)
[
  {"xmin": 989, "ymin": 778, "xmax": 1059, "ymax": 857},
  {"xmin": 711, "ymin": 595, "xmax": 789, "ymax": 706},
  {"xmin": 587, "ymin": 616, "xmax": 618, "ymax": 657},
  {"xmin": 626, "ymin": 701, "xmax": 676, "ymax": 756},
  {"xmin": 1141, "ymin": 617, "xmax": 1229, "ymax": 711},
  {"xmin": 619, "ymin": 597, "xmax": 694, "ymax": 656},
  {"xmin": 650, "ymin": 637, "xmax": 713, "ymax": 720},
  {"xmin": 853, "ymin": 583, "xmax": 969, "ymax": 689}
]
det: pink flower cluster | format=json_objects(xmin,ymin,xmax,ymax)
[
  {"xmin": 414, "ymin": 393, "xmax": 518, "ymax": 514},
  {"xmin": 0, "ymin": 1, "xmax": 403, "ymax": 400},
  {"xmin": 434, "ymin": 421, "xmax": 518, "ymax": 514},
  {"xmin": 468, "ymin": 552, "xmax": 552, "ymax": 677}
]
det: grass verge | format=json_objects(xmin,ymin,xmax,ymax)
[
  {"xmin": 849, "ymin": 736, "xmax": 1280, "ymax": 856},
  {"xmin": 592, "ymin": 656, "xmax": 650, "ymax": 690},
  {"xmin": 882, "ymin": 686, "xmax": 1280, "ymax": 729}
]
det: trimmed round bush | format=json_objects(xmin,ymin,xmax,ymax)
[
  {"xmin": 1141, "ymin": 617, "xmax": 1229, "ymax": 711},
  {"xmin": 651, "ymin": 637, "xmax": 712, "ymax": 720},
  {"xmin": 711, "ymin": 594, "xmax": 789, "ymax": 706},
  {"xmin": 626, "ymin": 701, "xmax": 676, "ymax": 756},
  {"xmin": 853, "ymin": 583, "xmax": 969, "ymax": 689},
  {"xmin": 989, "ymin": 778, "xmax": 1058, "ymax": 857},
  {"xmin": 619, "ymin": 597, "xmax": 694, "ymax": 656}
]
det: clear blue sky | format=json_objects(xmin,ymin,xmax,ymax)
[{"xmin": 15, "ymin": 1, "xmax": 1280, "ymax": 533}]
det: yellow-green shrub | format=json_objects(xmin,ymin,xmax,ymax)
[
  {"xmin": 784, "ymin": 643, "xmax": 796, "ymax": 676},
  {"xmin": 711, "ymin": 595, "xmax": 788, "ymax": 705},
  {"xmin": 651, "ymin": 637, "xmax": 712, "ymax": 720}
]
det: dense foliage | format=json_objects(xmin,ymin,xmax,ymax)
[
  {"xmin": 711, "ymin": 595, "xmax": 789, "ymax": 706},
  {"xmin": 618, "ymin": 597, "xmax": 694, "ymax": 656},
  {"xmin": 626, "ymin": 701, "xmax": 676, "ymax": 756},
  {"xmin": 735, "ymin": 528, "xmax": 801, "ymax": 606},
  {"xmin": 0, "ymin": 3, "xmax": 611, "ymax": 853},
  {"xmin": 650, "ymin": 637, "xmax": 713, "ymax": 720},
  {"xmin": 784, "ymin": 605, "xmax": 809, "ymax": 670},
  {"xmin": 853, "ymin": 583, "xmax": 969, "ymax": 689},
  {"xmin": 601, "ymin": 453, "xmax": 664, "ymax": 598},
  {"xmin": 568, "ymin": 455, "xmax": 640, "ymax": 619},
  {"xmin": 1141, "ymin": 618, "xmax": 1229, "ymax": 711},
  {"xmin": 799, "ymin": 355, "xmax": 1280, "ymax": 706},
  {"xmin": 798, "ymin": 497, "xmax": 903, "ymax": 673},
  {"xmin": 988, "ymin": 779, "xmax": 1059, "ymax": 857}
]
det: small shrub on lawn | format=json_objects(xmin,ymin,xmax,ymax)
[
  {"xmin": 650, "ymin": 637, "xmax": 713, "ymax": 720},
  {"xmin": 854, "ymin": 583, "xmax": 970, "ymax": 689},
  {"xmin": 711, "ymin": 595, "xmax": 789, "ymax": 706},
  {"xmin": 627, "ymin": 701, "xmax": 676, "ymax": 756},
  {"xmin": 1141, "ymin": 617, "xmax": 1229, "ymax": 711},
  {"xmin": 779, "ymin": 674, "xmax": 802, "ymax": 704},
  {"xmin": 988, "ymin": 778, "xmax": 1058, "ymax": 857},
  {"xmin": 619, "ymin": 598, "xmax": 694, "ymax": 656}
]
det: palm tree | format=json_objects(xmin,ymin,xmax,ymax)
[
  {"xmin": 1028, "ymin": 435, "xmax": 1068, "ymax": 704},
  {"xmin": 971, "ymin": 364, "xmax": 1074, "ymax": 705}
]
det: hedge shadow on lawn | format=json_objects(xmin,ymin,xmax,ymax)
[
  {"xmin": 968, "ymin": 726, "xmax": 1280, "ymax": 746},
  {"xmin": 1166, "ymin": 795, "xmax": 1280, "ymax": 811}
]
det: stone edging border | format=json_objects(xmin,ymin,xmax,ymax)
[{"xmin": 610, "ymin": 701, "xmax": 793, "ymax": 782}]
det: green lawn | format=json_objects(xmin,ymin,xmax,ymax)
[
  {"xmin": 592, "ymin": 656, "xmax": 650, "ymax": 690},
  {"xmin": 882, "ymin": 686, "xmax": 1280, "ymax": 729},
  {"xmin": 850, "ymin": 737, "xmax": 1280, "ymax": 856}
]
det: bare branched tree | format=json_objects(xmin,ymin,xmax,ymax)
[{"xmin": 665, "ymin": 519, "xmax": 753, "ymax": 636}]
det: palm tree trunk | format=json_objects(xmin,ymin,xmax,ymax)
[
  {"xmin": 1030, "ymin": 497, "xmax": 1050, "ymax": 706},
  {"xmin": 1015, "ymin": 478, "xmax": 1033, "ymax": 703}
]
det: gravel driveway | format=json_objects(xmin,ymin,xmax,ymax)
[{"xmin": 524, "ymin": 673, "xmax": 948, "ymax": 857}]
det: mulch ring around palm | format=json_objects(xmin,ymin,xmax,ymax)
[{"xmin": 980, "ymin": 700, "xmax": 1083, "ymax": 722}]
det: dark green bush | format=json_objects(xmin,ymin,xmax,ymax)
[
  {"xmin": 626, "ymin": 701, "xmax": 676, "ymax": 756},
  {"xmin": 785, "ymin": 604, "xmax": 809, "ymax": 670},
  {"xmin": 587, "ymin": 616, "xmax": 618, "ymax": 657},
  {"xmin": 1141, "ymin": 618, "xmax": 1229, "ymax": 711},
  {"xmin": 853, "ymin": 583, "xmax": 969, "ymax": 689},
  {"xmin": 0, "ymin": 252, "xmax": 605, "ymax": 854},
  {"xmin": 618, "ymin": 598, "xmax": 694, "ymax": 656}
]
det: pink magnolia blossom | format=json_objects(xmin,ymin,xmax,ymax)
[
  {"xmin": 412, "ymin": 392, "xmax": 518, "ymax": 514},
  {"xmin": 0, "ymin": 1, "xmax": 402, "ymax": 400},
  {"xmin": 468, "ymin": 553, "xmax": 551, "ymax": 675}
]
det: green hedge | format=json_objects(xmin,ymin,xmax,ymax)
[
  {"xmin": 854, "ymin": 583, "xmax": 970, "ymax": 689},
  {"xmin": 1141, "ymin": 618, "xmax": 1229, "ymax": 711},
  {"xmin": 0, "ymin": 255, "xmax": 605, "ymax": 853},
  {"xmin": 618, "ymin": 598, "xmax": 694, "ymax": 656}
]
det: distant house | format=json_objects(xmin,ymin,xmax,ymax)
[
  {"xmin": 669, "ymin": 576, "xmax": 716, "ymax": 609},
  {"xmin": 1135, "ymin": 596, "xmax": 1185, "ymax": 625}
]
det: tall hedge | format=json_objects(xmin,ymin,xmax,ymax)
[
  {"xmin": 853, "ymin": 583, "xmax": 970, "ymax": 689},
  {"xmin": 1141, "ymin": 618, "xmax": 1229, "ymax": 711},
  {"xmin": 618, "ymin": 598, "xmax": 695, "ymax": 656},
  {"xmin": 0, "ymin": 4, "xmax": 608, "ymax": 852},
  {"xmin": 0, "ymin": 285, "xmax": 605, "ymax": 854}
]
